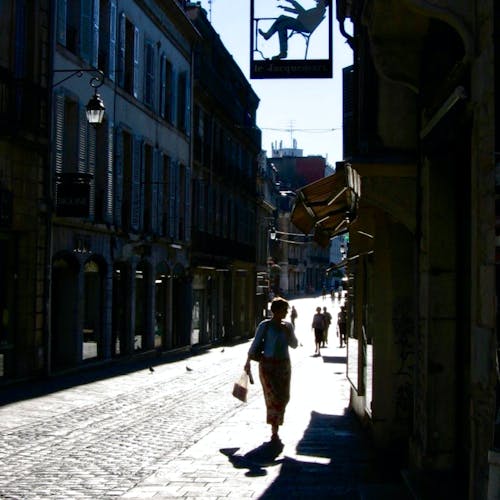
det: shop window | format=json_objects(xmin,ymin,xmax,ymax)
[{"xmin": 83, "ymin": 260, "xmax": 102, "ymax": 361}]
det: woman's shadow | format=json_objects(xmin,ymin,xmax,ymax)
[{"xmin": 220, "ymin": 439, "xmax": 285, "ymax": 477}]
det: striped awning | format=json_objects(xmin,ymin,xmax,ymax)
[{"xmin": 291, "ymin": 163, "xmax": 360, "ymax": 247}]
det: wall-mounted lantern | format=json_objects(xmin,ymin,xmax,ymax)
[{"xmin": 52, "ymin": 69, "xmax": 106, "ymax": 126}]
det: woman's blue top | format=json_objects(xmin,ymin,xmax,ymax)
[{"xmin": 248, "ymin": 319, "xmax": 298, "ymax": 360}]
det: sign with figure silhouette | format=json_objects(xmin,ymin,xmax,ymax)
[{"xmin": 250, "ymin": 0, "xmax": 333, "ymax": 79}]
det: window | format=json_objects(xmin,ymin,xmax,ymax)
[
  {"xmin": 178, "ymin": 164, "xmax": 186, "ymax": 239},
  {"xmin": 143, "ymin": 143, "xmax": 153, "ymax": 233},
  {"xmin": 98, "ymin": 0, "xmax": 117, "ymax": 79},
  {"xmin": 144, "ymin": 41, "xmax": 155, "ymax": 108},
  {"xmin": 118, "ymin": 14, "xmax": 139, "ymax": 97},
  {"xmin": 177, "ymin": 71, "xmax": 189, "ymax": 133},
  {"xmin": 161, "ymin": 154, "xmax": 170, "ymax": 236},
  {"xmin": 160, "ymin": 55, "xmax": 173, "ymax": 122},
  {"xmin": 57, "ymin": 0, "xmax": 97, "ymax": 65},
  {"xmin": 94, "ymin": 120, "xmax": 108, "ymax": 222},
  {"xmin": 66, "ymin": 0, "xmax": 80, "ymax": 54},
  {"xmin": 122, "ymin": 130, "xmax": 133, "ymax": 230},
  {"xmin": 63, "ymin": 99, "xmax": 79, "ymax": 173}
]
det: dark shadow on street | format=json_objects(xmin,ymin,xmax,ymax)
[
  {"xmin": 321, "ymin": 355, "xmax": 347, "ymax": 364},
  {"xmin": 0, "ymin": 347, "xmax": 210, "ymax": 406},
  {"xmin": 257, "ymin": 410, "xmax": 411, "ymax": 499},
  {"xmin": 220, "ymin": 440, "xmax": 284, "ymax": 477}
]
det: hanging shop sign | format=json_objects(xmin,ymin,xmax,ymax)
[
  {"xmin": 250, "ymin": 0, "xmax": 333, "ymax": 79},
  {"xmin": 56, "ymin": 173, "xmax": 92, "ymax": 218}
]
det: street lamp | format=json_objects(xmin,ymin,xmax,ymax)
[
  {"xmin": 85, "ymin": 76, "xmax": 105, "ymax": 126},
  {"xmin": 52, "ymin": 69, "xmax": 106, "ymax": 126}
]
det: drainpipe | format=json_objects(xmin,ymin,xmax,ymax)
[
  {"xmin": 43, "ymin": 0, "xmax": 57, "ymax": 377},
  {"xmin": 488, "ymin": 3, "xmax": 500, "ymax": 499}
]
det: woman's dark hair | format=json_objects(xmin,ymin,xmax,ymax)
[{"xmin": 271, "ymin": 297, "xmax": 289, "ymax": 313}]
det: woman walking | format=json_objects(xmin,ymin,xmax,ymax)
[{"xmin": 245, "ymin": 297, "xmax": 298, "ymax": 443}]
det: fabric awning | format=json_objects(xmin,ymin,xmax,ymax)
[{"xmin": 291, "ymin": 163, "xmax": 361, "ymax": 247}]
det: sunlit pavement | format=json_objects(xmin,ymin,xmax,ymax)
[{"xmin": 0, "ymin": 295, "xmax": 410, "ymax": 499}]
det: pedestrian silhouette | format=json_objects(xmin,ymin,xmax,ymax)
[{"xmin": 311, "ymin": 306, "xmax": 325, "ymax": 356}]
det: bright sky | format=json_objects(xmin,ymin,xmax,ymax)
[{"xmin": 197, "ymin": 0, "xmax": 353, "ymax": 165}]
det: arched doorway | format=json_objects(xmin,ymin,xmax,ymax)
[
  {"xmin": 51, "ymin": 254, "xmax": 79, "ymax": 369},
  {"xmin": 82, "ymin": 258, "xmax": 105, "ymax": 361},
  {"xmin": 154, "ymin": 262, "xmax": 170, "ymax": 349}
]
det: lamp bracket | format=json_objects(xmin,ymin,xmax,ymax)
[{"xmin": 52, "ymin": 69, "xmax": 105, "ymax": 90}]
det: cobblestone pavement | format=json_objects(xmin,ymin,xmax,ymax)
[{"xmin": 0, "ymin": 296, "xmax": 411, "ymax": 499}]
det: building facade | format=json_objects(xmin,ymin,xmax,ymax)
[
  {"xmin": 293, "ymin": 1, "xmax": 498, "ymax": 497},
  {"xmin": 187, "ymin": 4, "xmax": 261, "ymax": 343},
  {"xmin": 270, "ymin": 150, "xmax": 331, "ymax": 296},
  {"xmin": 49, "ymin": 0, "xmax": 199, "ymax": 372},
  {"xmin": 0, "ymin": 1, "xmax": 50, "ymax": 380}
]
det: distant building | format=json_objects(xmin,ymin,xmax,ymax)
[
  {"xmin": 187, "ymin": 4, "xmax": 262, "ymax": 342},
  {"xmin": 265, "ymin": 142, "xmax": 331, "ymax": 295}
]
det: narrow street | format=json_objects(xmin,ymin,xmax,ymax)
[{"xmin": 0, "ymin": 296, "xmax": 408, "ymax": 499}]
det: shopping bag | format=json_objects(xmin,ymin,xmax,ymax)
[{"xmin": 232, "ymin": 371, "xmax": 249, "ymax": 402}]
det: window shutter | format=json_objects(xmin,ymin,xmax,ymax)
[
  {"xmin": 108, "ymin": 0, "xmax": 117, "ymax": 81},
  {"xmin": 78, "ymin": 105, "xmax": 88, "ymax": 173},
  {"xmin": 185, "ymin": 71, "xmax": 191, "ymax": 136},
  {"xmin": 130, "ymin": 136, "xmax": 142, "ymax": 232},
  {"xmin": 118, "ymin": 12, "xmax": 125, "ymax": 87},
  {"xmin": 54, "ymin": 92, "xmax": 65, "ymax": 174},
  {"xmin": 184, "ymin": 165, "xmax": 191, "ymax": 243},
  {"xmin": 92, "ymin": 0, "xmax": 100, "ymax": 68},
  {"xmin": 105, "ymin": 121, "xmax": 114, "ymax": 223},
  {"xmin": 162, "ymin": 155, "xmax": 169, "ymax": 236},
  {"xmin": 171, "ymin": 67, "xmax": 177, "ymax": 128},
  {"xmin": 159, "ymin": 54, "xmax": 166, "ymax": 119},
  {"xmin": 140, "ymin": 141, "xmax": 146, "ymax": 232},
  {"xmin": 168, "ymin": 160, "xmax": 176, "ymax": 239},
  {"xmin": 207, "ymin": 184, "xmax": 214, "ymax": 234},
  {"xmin": 114, "ymin": 128, "xmax": 123, "ymax": 227},
  {"xmin": 151, "ymin": 149, "xmax": 160, "ymax": 234},
  {"xmin": 198, "ymin": 179, "xmax": 205, "ymax": 232},
  {"xmin": 144, "ymin": 41, "xmax": 155, "ymax": 108},
  {"xmin": 80, "ymin": 0, "xmax": 93, "ymax": 63},
  {"xmin": 88, "ymin": 124, "xmax": 96, "ymax": 221},
  {"xmin": 56, "ymin": 0, "xmax": 67, "ymax": 46},
  {"xmin": 14, "ymin": 2, "xmax": 26, "ymax": 78},
  {"xmin": 133, "ymin": 26, "xmax": 140, "ymax": 99}
]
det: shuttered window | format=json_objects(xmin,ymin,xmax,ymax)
[
  {"xmin": 159, "ymin": 55, "xmax": 173, "ymax": 122},
  {"xmin": 118, "ymin": 13, "xmax": 140, "ymax": 98},
  {"xmin": 143, "ymin": 143, "xmax": 153, "ymax": 233},
  {"xmin": 98, "ymin": 0, "xmax": 117, "ymax": 80},
  {"xmin": 121, "ymin": 130, "xmax": 133, "ymax": 230},
  {"xmin": 144, "ymin": 41, "xmax": 155, "ymax": 108},
  {"xmin": 63, "ymin": 98, "xmax": 79, "ymax": 173},
  {"xmin": 56, "ymin": 0, "xmax": 99, "ymax": 65},
  {"xmin": 184, "ymin": 165, "xmax": 191, "ymax": 243},
  {"xmin": 94, "ymin": 119, "xmax": 113, "ymax": 223},
  {"xmin": 161, "ymin": 154, "xmax": 170, "ymax": 236},
  {"xmin": 130, "ymin": 136, "xmax": 142, "ymax": 232}
]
